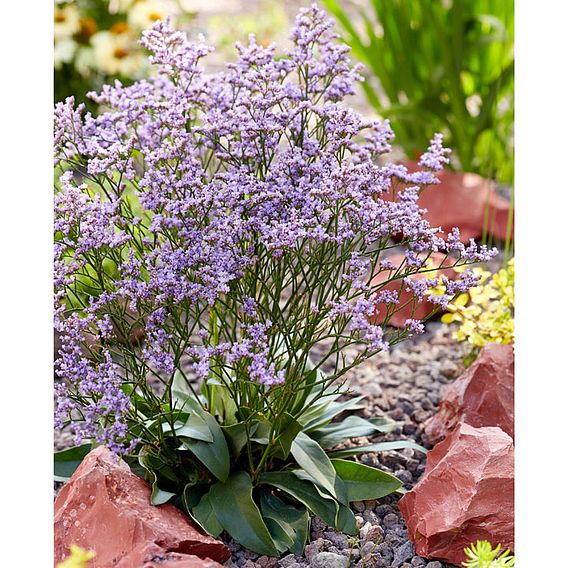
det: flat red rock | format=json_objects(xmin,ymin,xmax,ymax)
[
  {"xmin": 54, "ymin": 446, "xmax": 230, "ymax": 568},
  {"xmin": 425, "ymin": 343, "xmax": 514, "ymax": 443},
  {"xmin": 369, "ymin": 252, "xmax": 458, "ymax": 328},
  {"xmin": 398, "ymin": 423, "xmax": 514, "ymax": 566}
]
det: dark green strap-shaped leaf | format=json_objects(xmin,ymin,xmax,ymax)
[
  {"xmin": 291, "ymin": 432, "xmax": 348, "ymax": 505},
  {"xmin": 258, "ymin": 471, "xmax": 338, "ymax": 528},
  {"xmin": 182, "ymin": 483, "xmax": 209, "ymax": 510},
  {"xmin": 327, "ymin": 440, "xmax": 426, "ymax": 458},
  {"xmin": 162, "ymin": 412, "xmax": 213, "ymax": 443},
  {"xmin": 250, "ymin": 419, "xmax": 271, "ymax": 445},
  {"xmin": 292, "ymin": 470, "xmax": 358, "ymax": 534},
  {"xmin": 260, "ymin": 492, "xmax": 309, "ymax": 555},
  {"xmin": 331, "ymin": 459, "xmax": 402, "ymax": 501},
  {"xmin": 222, "ymin": 421, "xmax": 256, "ymax": 456},
  {"xmin": 54, "ymin": 444, "xmax": 91, "ymax": 481},
  {"xmin": 191, "ymin": 492, "xmax": 223, "ymax": 537},
  {"xmin": 301, "ymin": 396, "xmax": 365, "ymax": 431},
  {"xmin": 181, "ymin": 411, "xmax": 230, "ymax": 481},
  {"xmin": 138, "ymin": 450, "xmax": 176, "ymax": 505},
  {"xmin": 272, "ymin": 413, "xmax": 303, "ymax": 460},
  {"xmin": 210, "ymin": 472, "xmax": 278, "ymax": 556},
  {"xmin": 311, "ymin": 415, "xmax": 395, "ymax": 448},
  {"xmin": 212, "ymin": 384, "xmax": 239, "ymax": 425},
  {"xmin": 335, "ymin": 502, "xmax": 358, "ymax": 535}
]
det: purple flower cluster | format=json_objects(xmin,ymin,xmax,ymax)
[{"xmin": 54, "ymin": 6, "xmax": 496, "ymax": 452}]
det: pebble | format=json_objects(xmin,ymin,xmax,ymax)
[
  {"xmin": 382, "ymin": 512, "xmax": 400, "ymax": 529},
  {"xmin": 360, "ymin": 523, "xmax": 384, "ymax": 543},
  {"xmin": 309, "ymin": 552, "xmax": 348, "ymax": 568},
  {"xmin": 278, "ymin": 555, "xmax": 298, "ymax": 568},
  {"xmin": 352, "ymin": 501, "xmax": 366, "ymax": 513},
  {"xmin": 395, "ymin": 470, "xmax": 414, "ymax": 485},
  {"xmin": 393, "ymin": 541, "xmax": 415, "ymax": 566},
  {"xmin": 440, "ymin": 360, "xmax": 461, "ymax": 379}
]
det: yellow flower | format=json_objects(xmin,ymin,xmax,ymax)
[
  {"xmin": 54, "ymin": 3, "xmax": 81, "ymax": 40},
  {"xmin": 91, "ymin": 28, "xmax": 144, "ymax": 77},
  {"xmin": 56, "ymin": 544, "xmax": 95, "ymax": 568},
  {"xmin": 443, "ymin": 259, "xmax": 514, "ymax": 350},
  {"xmin": 128, "ymin": 0, "xmax": 176, "ymax": 31}
]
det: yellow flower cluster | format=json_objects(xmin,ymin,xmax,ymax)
[
  {"xmin": 54, "ymin": 0, "xmax": 177, "ymax": 77},
  {"xmin": 442, "ymin": 259, "xmax": 514, "ymax": 348},
  {"xmin": 56, "ymin": 545, "xmax": 95, "ymax": 568}
]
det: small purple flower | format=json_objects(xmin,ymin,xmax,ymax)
[{"xmin": 418, "ymin": 133, "xmax": 451, "ymax": 171}]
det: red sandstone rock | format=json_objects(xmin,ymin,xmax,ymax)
[
  {"xmin": 425, "ymin": 344, "xmax": 514, "ymax": 444},
  {"xmin": 54, "ymin": 446, "xmax": 230, "ymax": 568},
  {"xmin": 396, "ymin": 161, "xmax": 513, "ymax": 243},
  {"xmin": 369, "ymin": 252, "xmax": 458, "ymax": 328},
  {"xmin": 398, "ymin": 423, "xmax": 514, "ymax": 566}
]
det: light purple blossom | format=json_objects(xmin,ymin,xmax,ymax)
[
  {"xmin": 418, "ymin": 133, "xmax": 452, "ymax": 171},
  {"xmin": 53, "ymin": 5, "xmax": 496, "ymax": 453}
]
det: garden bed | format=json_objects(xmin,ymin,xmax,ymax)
[{"xmin": 55, "ymin": 321, "xmax": 464, "ymax": 568}]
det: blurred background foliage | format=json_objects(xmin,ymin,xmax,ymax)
[
  {"xmin": 55, "ymin": 0, "xmax": 513, "ymax": 184},
  {"xmin": 321, "ymin": 0, "xmax": 514, "ymax": 184}
]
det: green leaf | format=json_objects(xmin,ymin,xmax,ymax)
[
  {"xmin": 301, "ymin": 396, "xmax": 366, "ymax": 432},
  {"xmin": 331, "ymin": 459, "xmax": 402, "ymax": 501},
  {"xmin": 272, "ymin": 413, "xmax": 303, "ymax": 460},
  {"xmin": 181, "ymin": 411, "xmax": 230, "ymax": 482},
  {"xmin": 260, "ymin": 492, "xmax": 310, "ymax": 555},
  {"xmin": 335, "ymin": 502, "xmax": 358, "ymax": 534},
  {"xmin": 171, "ymin": 370, "xmax": 200, "ymax": 410},
  {"xmin": 222, "ymin": 421, "xmax": 254, "ymax": 456},
  {"xmin": 210, "ymin": 472, "xmax": 279, "ymax": 556},
  {"xmin": 311, "ymin": 415, "xmax": 396, "ymax": 448},
  {"xmin": 327, "ymin": 440, "xmax": 426, "ymax": 458},
  {"xmin": 291, "ymin": 432, "xmax": 348, "ymax": 505},
  {"xmin": 162, "ymin": 412, "xmax": 213, "ymax": 443},
  {"xmin": 138, "ymin": 449, "xmax": 176, "ymax": 505},
  {"xmin": 289, "ymin": 368, "xmax": 322, "ymax": 415},
  {"xmin": 250, "ymin": 419, "xmax": 271, "ymax": 445},
  {"xmin": 191, "ymin": 492, "xmax": 223, "ymax": 537},
  {"xmin": 54, "ymin": 444, "xmax": 91, "ymax": 481},
  {"xmin": 258, "ymin": 471, "xmax": 338, "ymax": 528},
  {"xmin": 182, "ymin": 483, "xmax": 208, "ymax": 510},
  {"xmin": 212, "ymin": 384, "xmax": 239, "ymax": 425}
]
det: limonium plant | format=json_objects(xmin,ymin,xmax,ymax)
[{"xmin": 54, "ymin": 6, "xmax": 496, "ymax": 555}]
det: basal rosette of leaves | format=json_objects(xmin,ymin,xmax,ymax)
[
  {"xmin": 53, "ymin": 6, "xmax": 496, "ymax": 555},
  {"xmin": 462, "ymin": 540, "xmax": 515, "ymax": 567},
  {"xmin": 442, "ymin": 258, "xmax": 513, "ymax": 364}
]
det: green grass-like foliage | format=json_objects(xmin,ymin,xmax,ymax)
[
  {"xmin": 322, "ymin": 0, "xmax": 514, "ymax": 183},
  {"xmin": 462, "ymin": 541, "xmax": 515, "ymax": 568}
]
